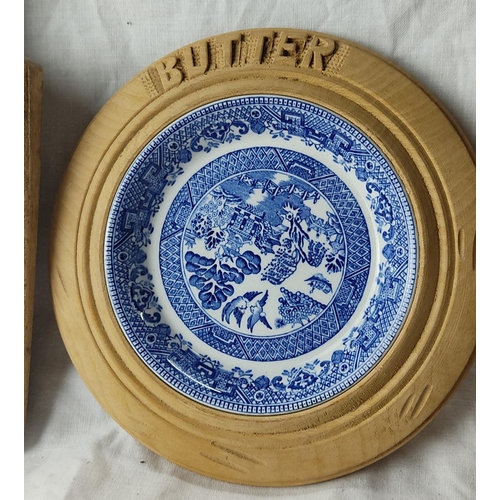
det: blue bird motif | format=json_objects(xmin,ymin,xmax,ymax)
[
  {"xmin": 221, "ymin": 291, "xmax": 261, "ymax": 327},
  {"xmin": 247, "ymin": 290, "xmax": 272, "ymax": 333}
]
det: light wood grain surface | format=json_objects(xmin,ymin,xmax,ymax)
[{"xmin": 50, "ymin": 29, "xmax": 475, "ymax": 485}]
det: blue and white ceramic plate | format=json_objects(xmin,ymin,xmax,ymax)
[{"xmin": 105, "ymin": 95, "xmax": 417, "ymax": 415}]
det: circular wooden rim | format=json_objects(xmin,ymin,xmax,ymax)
[{"xmin": 50, "ymin": 29, "xmax": 475, "ymax": 486}]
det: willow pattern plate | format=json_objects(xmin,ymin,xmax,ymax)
[{"xmin": 104, "ymin": 95, "xmax": 417, "ymax": 415}]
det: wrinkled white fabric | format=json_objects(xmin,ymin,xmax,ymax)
[{"xmin": 24, "ymin": 1, "xmax": 475, "ymax": 498}]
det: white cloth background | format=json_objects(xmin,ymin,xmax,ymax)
[{"xmin": 24, "ymin": 1, "xmax": 476, "ymax": 498}]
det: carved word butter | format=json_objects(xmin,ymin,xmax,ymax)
[{"xmin": 142, "ymin": 31, "xmax": 341, "ymax": 97}]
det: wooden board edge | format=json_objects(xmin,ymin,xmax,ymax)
[{"xmin": 24, "ymin": 59, "xmax": 43, "ymax": 423}]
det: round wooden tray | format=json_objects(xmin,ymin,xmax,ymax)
[{"xmin": 50, "ymin": 29, "xmax": 475, "ymax": 486}]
